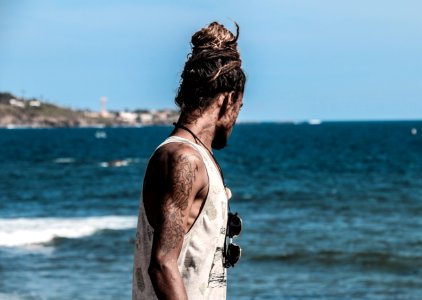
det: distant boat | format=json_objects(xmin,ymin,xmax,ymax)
[
  {"xmin": 308, "ymin": 119, "xmax": 322, "ymax": 125},
  {"xmin": 95, "ymin": 130, "xmax": 107, "ymax": 139},
  {"xmin": 411, "ymin": 128, "xmax": 417, "ymax": 136}
]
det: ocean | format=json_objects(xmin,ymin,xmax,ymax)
[{"xmin": 0, "ymin": 122, "xmax": 421, "ymax": 300}]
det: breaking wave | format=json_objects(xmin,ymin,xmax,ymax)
[{"xmin": 0, "ymin": 216, "xmax": 137, "ymax": 247}]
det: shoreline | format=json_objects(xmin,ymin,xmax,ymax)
[{"xmin": 1, "ymin": 119, "xmax": 421, "ymax": 130}]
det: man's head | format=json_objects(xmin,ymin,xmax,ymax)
[{"xmin": 175, "ymin": 21, "xmax": 246, "ymax": 149}]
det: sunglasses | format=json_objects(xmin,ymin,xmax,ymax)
[{"xmin": 224, "ymin": 212, "xmax": 243, "ymax": 268}]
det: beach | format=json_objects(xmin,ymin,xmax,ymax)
[{"xmin": 1, "ymin": 122, "xmax": 421, "ymax": 299}]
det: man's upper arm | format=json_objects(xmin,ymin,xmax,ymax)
[
  {"xmin": 148, "ymin": 145, "xmax": 207, "ymax": 260},
  {"xmin": 144, "ymin": 145, "xmax": 206, "ymax": 299}
]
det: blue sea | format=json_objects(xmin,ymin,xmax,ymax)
[{"xmin": 1, "ymin": 122, "xmax": 421, "ymax": 300}]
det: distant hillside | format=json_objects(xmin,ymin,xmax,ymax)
[{"xmin": 0, "ymin": 92, "xmax": 179, "ymax": 128}]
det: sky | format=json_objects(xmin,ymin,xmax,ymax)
[{"xmin": 0, "ymin": 0, "xmax": 421, "ymax": 122}]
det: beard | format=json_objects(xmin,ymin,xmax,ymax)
[{"xmin": 212, "ymin": 125, "xmax": 230, "ymax": 150}]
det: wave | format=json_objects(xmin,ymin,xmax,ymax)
[
  {"xmin": 247, "ymin": 250, "xmax": 422, "ymax": 272},
  {"xmin": 52, "ymin": 157, "xmax": 145, "ymax": 167},
  {"xmin": 0, "ymin": 216, "xmax": 137, "ymax": 247},
  {"xmin": 53, "ymin": 157, "xmax": 75, "ymax": 164},
  {"xmin": 99, "ymin": 158, "xmax": 143, "ymax": 168},
  {"xmin": 0, "ymin": 293, "xmax": 25, "ymax": 300}
]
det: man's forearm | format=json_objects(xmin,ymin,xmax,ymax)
[{"xmin": 148, "ymin": 261, "xmax": 188, "ymax": 300}]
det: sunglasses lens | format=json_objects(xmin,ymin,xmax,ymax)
[
  {"xmin": 227, "ymin": 243, "xmax": 241, "ymax": 266},
  {"xmin": 224, "ymin": 212, "xmax": 243, "ymax": 268},
  {"xmin": 228, "ymin": 213, "xmax": 242, "ymax": 237}
]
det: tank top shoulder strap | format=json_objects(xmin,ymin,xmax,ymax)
[
  {"xmin": 156, "ymin": 136, "xmax": 224, "ymax": 187},
  {"xmin": 156, "ymin": 136, "xmax": 212, "ymax": 169}
]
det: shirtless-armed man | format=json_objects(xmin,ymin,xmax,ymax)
[{"xmin": 133, "ymin": 21, "xmax": 246, "ymax": 300}]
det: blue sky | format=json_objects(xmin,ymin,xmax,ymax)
[{"xmin": 0, "ymin": 0, "xmax": 421, "ymax": 121}]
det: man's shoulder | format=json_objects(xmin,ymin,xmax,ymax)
[
  {"xmin": 146, "ymin": 139, "xmax": 208, "ymax": 200},
  {"xmin": 151, "ymin": 139, "xmax": 205, "ymax": 171}
]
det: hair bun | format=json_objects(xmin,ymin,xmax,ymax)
[
  {"xmin": 191, "ymin": 22, "xmax": 239, "ymax": 52},
  {"xmin": 175, "ymin": 21, "xmax": 246, "ymax": 115}
]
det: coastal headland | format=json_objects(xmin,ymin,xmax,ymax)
[{"xmin": 0, "ymin": 92, "xmax": 179, "ymax": 128}]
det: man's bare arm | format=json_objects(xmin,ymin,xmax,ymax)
[{"xmin": 145, "ymin": 146, "xmax": 207, "ymax": 299}]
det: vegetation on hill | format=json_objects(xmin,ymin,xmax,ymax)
[{"xmin": 0, "ymin": 92, "xmax": 179, "ymax": 128}]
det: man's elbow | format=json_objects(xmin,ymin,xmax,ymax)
[
  {"xmin": 148, "ymin": 261, "xmax": 161, "ymax": 280},
  {"xmin": 148, "ymin": 257, "xmax": 174, "ymax": 281}
]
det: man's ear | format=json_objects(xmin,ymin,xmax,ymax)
[
  {"xmin": 227, "ymin": 91, "xmax": 235, "ymax": 104},
  {"xmin": 217, "ymin": 92, "xmax": 230, "ymax": 119}
]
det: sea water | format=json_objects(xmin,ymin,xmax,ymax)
[{"xmin": 0, "ymin": 122, "xmax": 421, "ymax": 300}]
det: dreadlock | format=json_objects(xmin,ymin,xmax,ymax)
[{"xmin": 175, "ymin": 22, "xmax": 246, "ymax": 116}]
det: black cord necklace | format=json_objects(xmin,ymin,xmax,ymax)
[{"xmin": 173, "ymin": 122, "xmax": 226, "ymax": 187}]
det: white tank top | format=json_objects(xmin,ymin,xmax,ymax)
[{"xmin": 132, "ymin": 136, "xmax": 229, "ymax": 300}]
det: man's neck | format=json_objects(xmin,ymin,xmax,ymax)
[{"xmin": 174, "ymin": 112, "xmax": 216, "ymax": 152}]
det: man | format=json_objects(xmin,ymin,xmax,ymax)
[{"xmin": 133, "ymin": 21, "xmax": 246, "ymax": 299}]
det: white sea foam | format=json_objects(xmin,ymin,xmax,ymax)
[
  {"xmin": 53, "ymin": 157, "xmax": 75, "ymax": 164},
  {"xmin": 99, "ymin": 157, "xmax": 143, "ymax": 168},
  {"xmin": 0, "ymin": 216, "xmax": 137, "ymax": 247},
  {"xmin": 0, "ymin": 292, "xmax": 25, "ymax": 300}
]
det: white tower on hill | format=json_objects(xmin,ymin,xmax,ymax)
[{"xmin": 100, "ymin": 96, "xmax": 108, "ymax": 117}]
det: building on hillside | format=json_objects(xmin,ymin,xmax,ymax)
[
  {"xmin": 117, "ymin": 111, "xmax": 138, "ymax": 124},
  {"xmin": 9, "ymin": 99, "xmax": 25, "ymax": 108},
  {"xmin": 138, "ymin": 113, "xmax": 153, "ymax": 124},
  {"xmin": 29, "ymin": 100, "xmax": 41, "ymax": 107}
]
